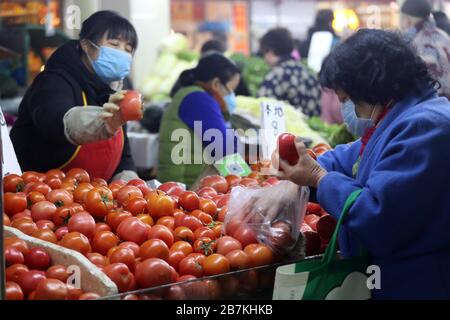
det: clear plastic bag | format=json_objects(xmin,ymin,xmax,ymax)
[{"xmin": 224, "ymin": 181, "xmax": 309, "ymax": 256}]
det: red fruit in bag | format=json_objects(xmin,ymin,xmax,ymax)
[
  {"xmin": 302, "ymin": 231, "xmax": 321, "ymax": 257},
  {"xmin": 304, "ymin": 215, "xmax": 320, "ymax": 232},
  {"xmin": 316, "ymin": 214, "xmax": 337, "ymax": 240},
  {"xmin": 307, "ymin": 202, "xmax": 322, "ymax": 215},
  {"xmin": 119, "ymin": 90, "xmax": 143, "ymax": 121},
  {"xmin": 278, "ymin": 133, "xmax": 299, "ymax": 166}
]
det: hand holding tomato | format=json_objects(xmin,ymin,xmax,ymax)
[
  {"xmin": 101, "ymin": 90, "xmax": 127, "ymax": 134},
  {"xmin": 118, "ymin": 90, "xmax": 143, "ymax": 121}
]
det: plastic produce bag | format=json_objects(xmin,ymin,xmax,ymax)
[{"xmin": 224, "ymin": 181, "xmax": 309, "ymax": 257}]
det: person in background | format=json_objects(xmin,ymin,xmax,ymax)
[
  {"xmin": 200, "ymin": 39, "xmax": 227, "ymax": 55},
  {"xmin": 433, "ymin": 11, "xmax": 450, "ymax": 36},
  {"xmin": 258, "ymin": 27, "xmax": 322, "ymax": 117},
  {"xmin": 400, "ymin": 0, "xmax": 450, "ymax": 100},
  {"xmin": 10, "ymin": 11, "xmax": 139, "ymax": 181},
  {"xmin": 158, "ymin": 54, "xmax": 241, "ymax": 186}
]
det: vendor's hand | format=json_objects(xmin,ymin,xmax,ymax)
[
  {"xmin": 273, "ymin": 137, "xmax": 328, "ymax": 188},
  {"xmin": 101, "ymin": 90, "xmax": 127, "ymax": 134}
]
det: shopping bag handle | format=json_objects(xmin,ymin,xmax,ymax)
[{"xmin": 320, "ymin": 189, "xmax": 363, "ymax": 265}]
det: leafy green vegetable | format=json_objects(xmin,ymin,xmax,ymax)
[{"xmin": 307, "ymin": 117, "xmax": 355, "ymax": 147}]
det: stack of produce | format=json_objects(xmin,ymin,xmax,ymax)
[{"xmin": 229, "ymin": 53, "xmax": 270, "ymax": 97}]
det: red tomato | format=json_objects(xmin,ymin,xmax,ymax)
[
  {"xmin": 11, "ymin": 218, "xmax": 38, "ymax": 236},
  {"xmin": 211, "ymin": 222, "xmax": 223, "ymax": 239},
  {"xmin": 4, "ymin": 174, "xmax": 25, "ymax": 193},
  {"xmin": 4, "ymin": 192, "xmax": 28, "ymax": 216},
  {"xmin": 193, "ymin": 237, "xmax": 216, "ymax": 256},
  {"xmin": 215, "ymin": 194, "xmax": 230, "ymax": 208},
  {"xmin": 17, "ymin": 270, "xmax": 47, "ymax": 296},
  {"xmin": 86, "ymin": 252, "xmax": 108, "ymax": 267},
  {"xmin": 6, "ymin": 281, "xmax": 24, "ymax": 300},
  {"xmin": 233, "ymin": 225, "xmax": 258, "ymax": 248},
  {"xmin": 53, "ymin": 203, "xmax": 84, "ymax": 227},
  {"xmin": 239, "ymin": 178, "xmax": 259, "ymax": 188},
  {"xmin": 200, "ymin": 175, "xmax": 228, "ymax": 194},
  {"xmin": 173, "ymin": 212, "xmax": 187, "ymax": 229},
  {"xmin": 92, "ymin": 230, "xmax": 119, "ymax": 255},
  {"xmin": 134, "ymin": 258, "xmax": 174, "ymax": 289},
  {"xmin": 179, "ymin": 255, "xmax": 204, "ymax": 278},
  {"xmin": 303, "ymin": 230, "xmax": 322, "ymax": 257},
  {"xmin": 307, "ymin": 202, "xmax": 322, "ymax": 215},
  {"xmin": 27, "ymin": 191, "xmax": 46, "ymax": 206},
  {"xmin": 191, "ymin": 210, "xmax": 213, "ymax": 225},
  {"xmin": 117, "ymin": 185, "xmax": 143, "ymax": 206},
  {"xmin": 119, "ymin": 90, "xmax": 143, "ymax": 121},
  {"xmin": 46, "ymin": 189, "xmax": 74, "ymax": 208},
  {"xmin": 181, "ymin": 215, "xmax": 203, "ymax": 232},
  {"xmin": 4, "ymin": 213, "xmax": 11, "ymax": 226},
  {"xmin": 109, "ymin": 247, "xmax": 136, "ymax": 272},
  {"xmin": 304, "ymin": 214, "xmax": 320, "ymax": 231},
  {"xmin": 170, "ymin": 241, "xmax": 193, "ymax": 256},
  {"xmin": 5, "ymin": 238, "xmax": 29, "ymax": 255},
  {"xmin": 84, "ymin": 187, "xmax": 114, "ymax": 219},
  {"xmin": 269, "ymin": 220, "xmax": 295, "ymax": 250},
  {"xmin": 30, "ymin": 201, "xmax": 57, "ymax": 222},
  {"xmin": 173, "ymin": 226, "xmax": 195, "ymax": 243},
  {"xmin": 6, "ymin": 264, "xmax": 29, "ymax": 283},
  {"xmin": 157, "ymin": 182, "xmax": 184, "ymax": 197},
  {"xmin": 127, "ymin": 178, "xmax": 149, "ymax": 193},
  {"xmin": 224, "ymin": 217, "xmax": 241, "ymax": 237},
  {"xmin": 148, "ymin": 224, "xmax": 174, "ymax": 248},
  {"xmin": 118, "ymin": 242, "xmax": 140, "ymax": 258},
  {"xmin": 22, "ymin": 171, "xmax": 41, "ymax": 184},
  {"xmin": 196, "ymin": 186, "xmax": 218, "ymax": 199},
  {"xmin": 31, "ymin": 229, "xmax": 58, "ymax": 244},
  {"xmin": 225, "ymin": 175, "xmax": 242, "ymax": 190},
  {"xmin": 66, "ymin": 168, "xmax": 90, "ymax": 183},
  {"xmin": 203, "ymin": 254, "xmax": 230, "ymax": 276},
  {"xmin": 156, "ymin": 216, "xmax": 174, "ymax": 230},
  {"xmin": 91, "ymin": 178, "xmax": 108, "ymax": 187},
  {"xmin": 124, "ymin": 197, "xmax": 147, "ymax": 215},
  {"xmin": 46, "ymin": 265, "xmax": 70, "ymax": 282},
  {"xmin": 11, "ymin": 211, "xmax": 32, "ymax": 222},
  {"xmin": 167, "ymin": 250, "xmax": 186, "ymax": 270},
  {"xmin": 67, "ymin": 211, "xmax": 96, "ymax": 239},
  {"xmin": 24, "ymin": 182, "xmax": 51, "ymax": 196},
  {"xmin": 216, "ymin": 206, "xmax": 228, "ymax": 222},
  {"xmin": 35, "ymin": 279, "xmax": 68, "ymax": 300},
  {"xmin": 78, "ymin": 292, "xmax": 100, "ymax": 300},
  {"xmin": 278, "ymin": 133, "xmax": 299, "ymax": 166},
  {"xmin": 198, "ymin": 199, "xmax": 217, "ymax": 216},
  {"xmin": 66, "ymin": 285, "xmax": 84, "ymax": 300},
  {"xmin": 105, "ymin": 209, "xmax": 133, "ymax": 232},
  {"xmin": 194, "ymin": 226, "xmax": 216, "ymax": 240},
  {"xmin": 94, "ymin": 222, "xmax": 112, "ymax": 233},
  {"xmin": 140, "ymin": 239, "xmax": 169, "ymax": 261},
  {"xmin": 5, "ymin": 247, "xmax": 25, "ymax": 266},
  {"xmin": 244, "ymin": 243, "xmax": 274, "ymax": 267},
  {"xmin": 108, "ymin": 181, "xmax": 125, "ymax": 199},
  {"xmin": 117, "ymin": 217, "xmax": 149, "ymax": 245},
  {"xmin": 312, "ymin": 146, "xmax": 329, "ymax": 156},
  {"xmin": 54, "ymin": 227, "xmax": 69, "ymax": 241},
  {"xmin": 45, "ymin": 169, "xmax": 66, "ymax": 180},
  {"xmin": 179, "ymin": 191, "xmax": 200, "ymax": 211},
  {"xmin": 24, "ymin": 247, "xmax": 51, "ymax": 270},
  {"xmin": 226, "ymin": 249, "xmax": 251, "ymax": 270},
  {"xmin": 44, "ymin": 176, "xmax": 63, "ymax": 190},
  {"xmin": 103, "ymin": 263, "xmax": 137, "ymax": 293},
  {"xmin": 73, "ymin": 182, "xmax": 94, "ymax": 204},
  {"xmin": 216, "ymin": 236, "xmax": 242, "ymax": 255},
  {"xmin": 137, "ymin": 213, "xmax": 154, "ymax": 226},
  {"xmin": 146, "ymin": 190, "xmax": 176, "ymax": 219},
  {"xmin": 35, "ymin": 219, "xmax": 55, "ymax": 231},
  {"xmin": 59, "ymin": 232, "xmax": 92, "ymax": 255}
]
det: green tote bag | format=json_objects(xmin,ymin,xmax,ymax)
[{"xmin": 273, "ymin": 189, "xmax": 371, "ymax": 300}]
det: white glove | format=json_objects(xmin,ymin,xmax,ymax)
[
  {"xmin": 111, "ymin": 170, "xmax": 139, "ymax": 183},
  {"xmin": 101, "ymin": 90, "xmax": 127, "ymax": 135}
]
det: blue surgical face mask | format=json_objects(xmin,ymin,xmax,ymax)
[
  {"xmin": 87, "ymin": 41, "xmax": 132, "ymax": 83},
  {"xmin": 342, "ymin": 100, "xmax": 375, "ymax": 137},
  {"xmin": 224, "ymin": 92, "xmax": 237, "ymax": 114}
]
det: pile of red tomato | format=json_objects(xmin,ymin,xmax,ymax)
[{"xmin": 5, "ymin": 236, "xmax": 100, "ymax": 300}]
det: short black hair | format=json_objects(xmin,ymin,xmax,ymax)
[
  {"xmin": 79, "ymin": 11, "xmax": 138, "ymax": 51},
  {"xmin": 320, "ymin": 29, "xmax": 434, "ymax": 106},
  {"xmin": 260, "ymin": 27, "xmax": 294, "ymax": 56},
  {"xmin": 401, "ymin": 0, "xmax": 432, "ymax": 19},
  {"xmin": 201, "ymin": 39, "xmax": 226, "ymax": 54}
]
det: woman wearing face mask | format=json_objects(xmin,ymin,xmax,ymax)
[
  {"xmin": 158, "ymin": 53, "xmax": 241, "ymax": 186},
  {"xmin": 11, "ymin": 11, "xmax": 139, "ymax": 182},
  {"xmin": 249, "ymin": 29, "xmax": 450, "ymax": 299}
]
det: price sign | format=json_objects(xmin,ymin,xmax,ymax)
[
  {"xmin": 214, "ymin": 153, "xmax": 252, "ymax": 177},
  {"xmin": 260, "ymin": 101, "xmax": 286, "ymax": 160},
  {"xmin": 0, "ymin": 108, "xmax": 22, "ymax": 176}
]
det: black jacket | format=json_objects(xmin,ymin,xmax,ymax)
[{"xmin": 10, "ymin": 40, "xmax": 136, "ymax": 175}]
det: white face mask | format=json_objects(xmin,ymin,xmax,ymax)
[{"xmin": 342, "ymin": 100, "xmax": 376, "ymax": 137}]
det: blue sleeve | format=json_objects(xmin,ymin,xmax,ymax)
[
  {"xmin": 317, "ymin": 140, "xmax": 361, "ymax": 176},
  {"xmin": 317, "ymin": 113, "xmax": 450, "ymax": 258},
  {"xmin": 179, "ymin": 92, "xmax": 238, "ymax": 158}
]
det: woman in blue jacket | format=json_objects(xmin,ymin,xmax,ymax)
[{"xmin": 256, "ymin": 29, "xmax": 450, "ymax": 299}]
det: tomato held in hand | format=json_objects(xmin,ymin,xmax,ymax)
[
  {"xmin": 119, "ymin": 90, "xmax": 143, "ymax": 121},
  {"xmin": 203, "ymin": 254, "xmax": 230, "ymax": 276},
  {"xmin": 85, "ymin": 187, "xmax": 114, "ymax": 219},
  {"xmin": 134, "ymin": 258, "xmax": 173, "ymax": 289},
  {"xmin": 278, "ymin": 133, "xmax": 299, "ymax": 166}
]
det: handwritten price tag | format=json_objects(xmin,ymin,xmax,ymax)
[{"xmin": 260, "ymin": 101, "xmax": 286, "ymax": 160}]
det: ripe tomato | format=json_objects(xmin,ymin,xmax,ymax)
[
  {"xmin": 127, "ymin": 179, "xmax": 151, "ymax": 195},
  {"xmin": 22, "ymin": 171, "xmax": 41, "ymax": 184},
  {"xmin": 304, "ymin": 214, "xmax": 320, "ymax": 231},
  {"xmin": 215, "ymin": 194, "xmax": 230, "ymax": 208},
  {"xmin": 27, "ymin": 191, "xmax": 46, "ymax": 207},
  {"xmin": 196, "ymin": 186, "xmax": 218, "ymax": 199},
  {"xmin": 103, "ymin": 263, "xmax": 137, "ymax": 293},
  {"xmin": 134, "ymin": 258, "xmax": 174, "ymax": 289},
  {"xmin": 147, "ymin": 190, "xmax": 176, "ymax": 219},
  {"xmin": 216, "ymin": 206, "xmax": 228, "ymax": 222},
  {"xmin": 45, "ymin": 176, "xmax": 63, "ymax": 189},
  {"xmin": 4, "ymin": 174, "xmax": 25, "ymax": 193},
  {"xmin": 109, "ymin": 247, "xmax": 136, "ymax": 271},
  {"xmin": 225, "ymin": 175, "xmax": 241, "ymax": 190},
  {"xmin": 35, "ymin": 279, "xmax": 68, "ymax": 300},
  {"xmin": 54, "ymin": 227, "xmax": 69, "ymax": 241},
  {"xmin": 200, "ymin": 175, "xmax": 228, "ymax": 194},
  {"xmin": 108, "ymin": 181, "xmax": 126, "ymax": 199},
  {"xmin": 137, "ymin": 213, "xmax": 154, "ymax": 226},
  {"xmin": 4, "ymin": 192, "xmax": 28, "ymax": 216},
  {"xmin": 85, "ymin": 187, "xmax": 114, "ymax": 219},
  {"xmin": 5, "ymin": 238, "xmax": 29, "ymax": 255},
  {"xmin": 157, "ymin": 182, "xmax": 184, "ymax": 197},
  {"xmin": 59, "ymin": 232, "xmax": 92, "ymax": 255},
  {"xmin": 11, "ymin": 211, "xmax": 32, "ymax": 222},
  {"xmin": 105, "ymin": 209, "xmax": 132, "ymax": 232},
  {"xmin": 244, "ymin": 243, "xmax": 274, "ymax": 267},
  {"xmin": 95, "ymin": 222, "xmax": 111, "ymax": 233},
  {"xmin": 91, "ymin": 178, "xmax": 108, "ymax": 187},
  {"xmin": 24, "ymin": 247, "xmax": 51, "ymax": 270},
  {"xmin": 92, "ymin": 230, "xmax": 119, "ymax": 255},
  {"xmin": 239, "ymin": 178, "xmax": 259, "ymax": 188},
  {"xmin": 191, "ymin": 210, "xmax": 213, "ymax": 225},
  {"xmin": 46, "ymin": 189, "xmax": 73, "ymax": 207},
  {"xmin": 32, "ymin": 229, "xmax": 58, "ymax": 244},
  {"xmin": 73, "ymin": 182, "xmax": 94, "ymax": 204},
  {"xmin": 140, "ymin": 239, "xmax": 169, "ymax": 261},
  {"xmin": 31, "ymin": 201, "xmax": 57, "ymax": 222},
  {"xmin": 124, "ymin": 197, "xmax": 147, "ymax": 215},
  {"xmin": 11, "ymin": 218, "xmax": 38, "ymax": 235},
  {"xmin": 118, "ymin": 241, "xmax": 140, "ymax": 257},
  {"xmin": 170, "ymin": 241, "xmax": 193, "ymax": 256},
  {"xmin": 17, "ymin": 270, "xmax": 47, "ymax": 296},
  {"xmin": 193, "ymin": 237, "xmax": 216, "ymax": 256},
  {"xmin": 179, "ymin": 191, "xmax": 200, "ymax": 211},
  {"xmin": 86, "ymin": 252, "xmax": 108, "ymax": 267},
  {"xmin": 6, "ymin": 281, "xmax": 24, "ymax": 300},
  {"xmin": 156, "ymin": 216, "xmax": 174, "ymax": 230},
  {"xmin": 269, "ymin": 220, "xmax": 295, "ymax": 249},
  {"xmin": 173, "ymin": 226, "xmax": 195, "ymax": 243},
  {"xmin": 5, "ymin": 247, "xmax": 24, "ymax": 266},
  {"xmin": 224, "ymin": 217, "xmax": 241, "ymax": 237},
  {"xmin": 194, "ymin": 226, "xmax": 216, "ymax": 240},
  {"xmin": 67, "ymin": 211, "xmax": 96, "ymax": 239},
  {"xmin": 216, "ymin": 236, "xmax": 242, "ymax": 255},
  {"xmin": 53, "ymin": 203, "xmax": 84, "ymax": 227},
  {"xmin": 210, "ymin": 222, "xmax": 223, "ymax": 239},
  {"xmin": 78, "ymin": 292, "xmax": 100, "ymax": 300},
  {"xmin": 6, "ymin": 264, "xmax": 29, "ymax": 283},
  {"xmin": 66, "ymin": 168, "xmax": 90, "ymax": 183},
  {"xmin": 278, "ymin": 133, "xmax": 299, "ymax": 166},
  {"xmin": 226, "ymin": 249, "xmax": 251, "ymax": 270},
  {"xmin": 36, "ymin": 220, "xmax": 57, "ymax": 232},
  {"xmin": 233, "ymin": 225, "xmax": 258, "ymax": 248},
  {"xmin": 24, "ymin": 182, "xmax": 51, "ymax": 196},
  {"xmin": 66, "ymin": 285, "xmax": 84, "ymax": 300},
  {"xmin": 117, "ymin": 185, "xmax": 143, "ymax": 206},
  {"xmin": 119, "ymin": 90, "xmax": 143, "ymax": 121},
  {"xmin": 46, "ymin": 169, "xmax": 66, "ymax": 180},
  {"xmin": 117, "ymin": 217, "xmax": 149, "ymax": 245},
  {"xmin": 46, "ymin": 265, "xmax": 70, "ymax": 282},
  {"xmin": 148, "ymin": 224, "xmax": 174, "ymax": 247},
  {"xmin": 167, "ymin": 250, "xmax": 186, "ymax": 270},
  {"xmin": 173, "ymin": 212, "xmax": 187, "ymax": 228},
  {"xmin": 4, "ymin": 213, "xmax": 11, "ymax": 226},
  {"xmin": 179, "ymin": 255, "xmax": 204, "ymax": 278},
  {"xmin": 203, "ymin": 254, "xmax": 230, "ymax": 276},
  {"xmin": 181, "ymin": 215, "xmax": 203, "ymax": 232},
  {"xmin": 198, "ymin": 199, "xmax": 217, "ymax": 216}
]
